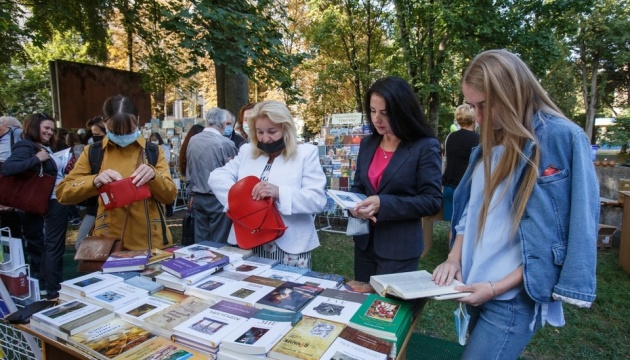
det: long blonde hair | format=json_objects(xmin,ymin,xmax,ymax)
[{"xmin": 462, "ymin": 50, "xmax": 566, "ymax": 239}]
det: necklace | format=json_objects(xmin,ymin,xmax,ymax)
[{"xmin": 380, "ymin": 147, "xmax": 394, "ymax": 159}]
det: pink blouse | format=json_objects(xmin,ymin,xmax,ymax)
[{"xmin": 368, "ymin": 147, "xmax": 394, "ymax": 190}]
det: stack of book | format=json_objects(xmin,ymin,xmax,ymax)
[
  {"xmin": 320, "ymin": 326, "xmax": 393, "ymax": 360},
  {"xmin": 184, "ymin": 271, "xmax": 250, "ymax": 301},
  {"xmin": 115, "ymin": 289, "xmax": 189, "ymax": 331},
  {"xmin": 267, "ymin": 316, "xmax": 346, "ymax": 360},
  {"xmin": 59, "ymin": 272, "xmax": 124, "ymax": 300},
  {"xmin": 30, "ymin": 299, "xmax": 114, "ymax": 340},
  {"xmin": 301, "ymin": 288, "xmax": 368, "ymax": 325},
  {"xmin": 142, "ymin": 295, "xmax": 215, "ymax": 339},
  {"xmin": 161, "ymin": 248, "xmax": 229, "ymax": 279},
  {"xmin": 100, "ymin": 250, "xmax": 151, "ymax": 273}
]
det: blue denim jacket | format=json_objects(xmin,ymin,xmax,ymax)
[{"xmin": 451, "ymin": 112, "xmax": 599, "ymax": 307}]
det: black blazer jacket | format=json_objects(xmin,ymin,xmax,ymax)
[{"xmin": 350, "ymin": 134, "xmax": 442, "ymax": 260}]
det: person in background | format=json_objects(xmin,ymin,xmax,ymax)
[
  {"xmin": 236, "ymin": 103, "xmax": 255, "ymax": 139},
  {"xmin": 64, "ymin": 132, "xmax": 85, "ymax": 226},
  {"xmin": 187, "ymin": 108, "xmax": 238, "ymax": 243},
  {"xmin": 150, "ymin": 132, "xmax": 174, "ymax": 217},
  {"xmin": 55, "ymin": 128, "xmax": 69, "ymax": 150},
  {"xmin": 432, "ymin": 50, "xmax": 598, "ymax": 359},
  {"xmin": 77, "ymin": 128, "xmax": 89, "ymax": 145},
  {"xmin": 209, "ymin": 100, "xmax": 327, "ymax": 268},
  {"xmin": 0, "ymin": 116, "xmax": 23, "ymax": 237},
  {"xmin": 442, "ymin": 104, "xmax": 479, "ymax": 239},
  {"xmin": 349, "ymin": 76, "xmax": 442, "ymax": 282},
  {"xmin": 57, "ymin": 95, "xmax": 178, "ymax": 250},
  {"xmin": 224, "ymin": 110, "xmax": 247, "ymax": 150},
  {"xmin": 2, "ymin": 113, "xmax": 68, "ymax": 300},
  {"xmin": 73, "ymin": 116, "xmax": 107, "ymax": 250},
  {"xmin": 178, "ymin": 124, "xmax": 205, "ymax": 198}
]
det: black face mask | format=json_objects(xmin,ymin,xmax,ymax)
[
  {"xmin": 257, "ymin": 138, "xmax": 285, "ymax": 154},
  {"xmin": 92, "ymin": 135, "xmax": 104, "ymax": 143}
]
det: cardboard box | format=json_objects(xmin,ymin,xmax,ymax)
[
  {"xmin": 598, "ymin": 224, "xmax": 617, "ymax": 250},
  {"xmin": 619, "ymin": 179, "xmax": 630, "ymax": 203}
]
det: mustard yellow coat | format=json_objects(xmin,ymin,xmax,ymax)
[{"xmin": 56, "ymin": 137, "xmax": 177, "ymax": 250}]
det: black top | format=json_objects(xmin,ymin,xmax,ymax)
[
  {"xmin": 442, "ymin": 129, "xmax": 479, "ymax": 187},
  {"xmin": 229, "ymin": 132, "xmax": 247, "ymax": 150}
]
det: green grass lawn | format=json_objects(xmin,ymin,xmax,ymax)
[{"xmin": 65, "ymin": 214, "xmax": 630, "ymax": 359}]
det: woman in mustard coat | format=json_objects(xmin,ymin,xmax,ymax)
[{"xmin": 57, "ymin": 96, "xmax": 177, "ymax": 250}]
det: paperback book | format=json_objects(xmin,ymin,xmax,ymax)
[
  {"xmin": 212, "ymin": 275, "xmax": 284, "ymax": 307},
  {"xmin": 100, "ymin": 250, "xmax": 150, "ymax": 273},
  {"xmin": 146, "ymin": 248, "xmax": 174, "ymax": 265},
  {"xmin": 60, "ymin": 273, "xmax": 124, "ymax": 298},
  {"xmin": 258, "ymin": 266, "xmax": 308, "ymax": 282},
  {"xmin": 173, "ymin": 244, "xmax": 217, "ymax": 258},
  {"xmin": 297, "ymin": 275, "xmax": 342, "ymax": 290},
  {"xmin": 222, "ymin": 259, "xmax": 272, "ymax": 277},
  {"xmin": 301, "ymin": 288, "xmax": 367, "ymax": 325},
  {"xmin": 255, "ymin": 282, "xmax": 323, "ymax": 313},
  {"xmin": 123, "ymin": 275, "xmax": 164, "ymax": 294},
  {"xmin": 116, "ymin": 291, "xmax": 184, "ymax": 328},
  {"xmin": 30, "ymin": 300, "xmax": 114, "ymax": 339},
  {"xmin": 326, "ymin": 189, "xmax": 367, "ymax": 210},
  {"xmin": 220, "ymin": 309, "xmax": 300, "ymax": 355},
  {"xmin": 341, "ymin": 280, "xmax": 375, "ymax": 294},
  {"xmin": 370, "ymin": 270, "xmax": 470, "ymax": 300},
  {"xmin": 172, "ymin": 300, "xmax": 259, "ymax": 349},
  {"xmin": 82, "ymin": 282, "xmax": 149, "ymax": 311},
  {"xmin": 267, "ymin": 316, "xmax": 346, "ymax": 360},
  {"xmin": 301, "ymin": 270, "xmax": 344, "ymax": 288},
  {"xmin": 112, "ymin": 336, "xmax": 207, "ymax": 360},
  {"xmin": 143, "ymin": 296, "xmax": 214, "ymax": 339},
  {"xmin": 319, "ymin": 326, "xmax": 392, "ymax": 360},
  {"xmin": 184, "ymin": 274, "xmax": 244, "ymax": 302},
  {"xmin": 161, "ymin": 249, "xmax": 229, "ymax": 278}
]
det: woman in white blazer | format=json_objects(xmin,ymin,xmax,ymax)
[{"xmin": 209, "ymin": 100, "xmax": 327, "ymax": 269}]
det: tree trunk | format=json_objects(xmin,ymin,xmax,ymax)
[{"xmin": 215, "ymin": 63, "xmax": 249, "ymax": 117}]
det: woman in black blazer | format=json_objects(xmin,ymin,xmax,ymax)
[{"xmin": 350, "ymin": 77, "xmax": 442, "ymax": 282}]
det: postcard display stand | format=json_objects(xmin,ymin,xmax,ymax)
[
  {"xmin": 317, "ymin": 125, "xmax": 370, "ymax": 233},
  {"xmin": 0, "ymin": 227, "xmax": 43, "ymax": 360}
]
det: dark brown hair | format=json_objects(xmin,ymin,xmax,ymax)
[
  {"xmin": 86, "ymin": 116, "xmax": 106, "ymax": 134},
  {"xmin": 23, "ymin": 113, "xmax": 57, "ymax": 148},
  {"xmin": 102, "ymin": 96, "xmax": 138, "ymax": 135},
  {"xmin": 237, "ymin": 103, "xmax": 255, "ymax": 140},
  {"xmin": 178, "ymin": 124, "xmax": 204, "ymax": 175}
]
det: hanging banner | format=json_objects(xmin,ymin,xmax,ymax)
[{"xmin": 331, "ymin": 113, "xmax": 363, "ymax": 125}]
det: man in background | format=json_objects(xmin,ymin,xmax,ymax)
[
  {"xmin": 0, "ymin": 116, "xmax": 23, "ymax": 237},
  {"xmin": 224, "ymin": 110, "xmax": 247, "ymax": 150},
  {"xmin": 186, "ymin": 108, "xmax": 238, "ymax": 243}
]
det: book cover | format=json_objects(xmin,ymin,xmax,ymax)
[
  {"xmin": 172, "ymin": 300, "xmax": 258, "ymax": 348},
  {"xmin": 255, "ymin": 282, "xmax": 323, "ymax": 313},
  {"xmin": 268, "ymin": 316, "xmax": 345, "ymax": 360},
  {"xmin": 210, "ymin": 247, "xmax": 246, "ymax": 264},
  {"xmin": 31, "ymin": 299, "xmax": 114, "ymax": 335},
  {"xmin": 218, "ymin": 347, "xmax": 268, "ymax": 360},
  {"xmin": 348, "ymin": 294, "xmax": 413, "ymax": 341},
  {"xmin": 298, "ymin": 275, "xmax": 342, "ymax": 290},
  {"xmin": 223, "ymin": 259, "xmax": 272, "ymax": 276},
  {"xmin": 245, "ymin": 255, "xmax": 280, "ymax": 267},
  {"xmin": 60, "ymin": 273, "xmax": 124, "ymax": 297},
  {"xmin": 302, "ymin": 270, "xmax": 345, "ymax": 286},
  {"xmin": 161, "ymin": 250, "xmax": 229, "ymax": 278},
  {"xmin": 173, "ymin": 244, "xmax": 216, "ymax": 258},
  {"xmin": 109, "ymin": 271, "xmax": 141, "ymax": 281},
  {"xmin": 144, "ymin": 296, "xmax": 214, "ymax": 339},
  {"xmin": 101, "ymin": 250, "xmax": 150, "ymax": 273},
  {"xmin": 220, "ymin": 310, "xmax": 296, "ymax": 354},
  {"xmin": 124, "ymin": 275, "xmax": 164, "ymax": 294},
  {"xmin": 68, "ymin": 318, "xmax": 155, "ymax": 360},
  {"xmin": 319, "ymin": 326, "xmax": 392, "ymax": 360},
  {"xmin": 212, "ymin": 277, "xmax": 280, "ymax": 307},
  {"xmin": 301, "ymin": 288, "xmax": 367, "ymax": 325},
  {"xmin": 217, "ymin": 245, "xmax": 253, "ymax": 260},
  {"xmin": 326, "ymin": 189, "xmax": 367, "ymax": 210},
  {"xmin": 139, "ymin": 263, "xmax": 165, "ymax": 280},
  {"xmin": 258, "ymin": 268, "xmax": 305, "ymax": 282},
  {"xmin": 83, "ymin": 282, "xmax": 149, "ymax": 311},
  {"xmin": 184, "ymin": 275, "xmax": 242, "ymax": 302},
  {"xmin": 116, "ymin": 294, "xmax": 179, "ymax": 327},
  {"xmin": 112, "ymin": 336, "xmax": 207, "ymax": 360},
  {"xmin": 146, "ymin": 248, "xmax": 174, "ymax": 265},
  {"xmin": 341, "ymin": 280, "xmax": 375, "ymax": 294},
  {"xmin": 370, "ymin": 270, "xmax": 470, "ymax": 300}
]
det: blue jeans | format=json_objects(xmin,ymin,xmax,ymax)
[{"xmin": 462, "ymin": 289, "xmax": 540, "ymax": 360}]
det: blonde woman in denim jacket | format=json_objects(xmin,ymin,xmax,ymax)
[{"xmin": 433, "ymin": 50, "xmax": 598, "ymax": 359}]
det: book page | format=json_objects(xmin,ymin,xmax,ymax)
[{"xmin": 372, "ymin": 270, "xmax": 467, "ymax": 299}]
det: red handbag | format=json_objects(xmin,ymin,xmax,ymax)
[
  {"xmin": 0, "ymin": 164, "xmax": 55, "ymax": 215},
  {"xmin": 98, "ymin": 177, "xmax": 151, "ymax": 211},
  {"xmin": 226, "ymin": 176, "xmax": 287, "ymax": 249}
]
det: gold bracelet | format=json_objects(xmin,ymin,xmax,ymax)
[{"xmin": 488, "ymin": 281, "xmax": 497, "ymax": 299}]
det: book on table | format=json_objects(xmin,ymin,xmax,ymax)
[
  {"xmin": 297, "ymin": 275, "xmax": 342, "ymax": 290},
  {"xmin": 161, "ymin": 249, "xmax": 229, "ymax": 279},
  {"xmin": 301, "ymin": 288, "xmax": 368, "ymax": 325},
  {"xmin": 67, "ymin": 318, "xmax": 156, "ymax": 360},
  {"xmin": 222, "ymin": 258, "xmax": 273, "ymax": 277},
  {"xmin": 173, "ymin": 244, "xmax": 218, "ymax": 258},
  {"xmin": 82, "ymin": 282, "xmax": 149, "ymax": 311},
  {"xmin": 30, "ymin": 299, "xmax": 114, "ymax": 340},
  {"xmin": 341, "ymin": 279, "xmax": 375, "ymax": 294},
  {"xmin": 369, "ymin": 270, "xmax": 470, "ymax": 300},
  {"xmin": 255, "ymin": 281, "xmax": 323, "ymax": 313},
  {"xmin": 220, "ymin": 309, "xmax": 301, "ymax": 355},
  {"xmin": 60, "ymin": 272, "xmax": 124, "ymax": 298},
  {"xmin": 214, "ymin": 245, "xmax": 253, "ymax": 261},
  {"xmin": 348, "ymin": 293, "xmax": 413, "ymax": 344},
  {"xmin": 217, "ymin": 347, "xmax": 269, "ymax": 360},
  {"xmin": 143, "ymin": 296, "xmax": 215, "ymax": 339},
  {"xmin": 326, "ymin": 189, "xmax": 367, "ymax": 210},
  {"xmin": 267, "ymin": 315, "xmax": 346, "ymax": 360},
  {"xmin": 300, "ymin": 270, "xmax": 344, "ymax": 288},
  {"xmin": 320, "ymin": 326, "xmax": 392, "ymax": 360},
  {"xmin": 111, "ymin": 336, "xmax": 207, "ymax": 360},
  {"xmin": 100, "ymin": 250, "xmax": 150, "ymax": 273},
  {"xmin": 184, "ymin": 272, "xmax": 248, "ymax": 302},
  {"xmin": 172, "ymin": 300, "xmax": 259, "ymax": 350},
  {"xmin": 115, "ymin": 289, "xmax": 188, "ymax": 329},
  {"xmin": 213, "ymin": 275, "xmax": 285, "ymax": 307},
  {"xmin": 123, "ymin": 275, "xmax": 164, "ymax": 294},
  {"xmin": 146, "ymin": 248, "xmax": 173, "ymax": 265},
  {"xmin": 258, "ymin": 265, "xmax": 308, "ymax": 283}
]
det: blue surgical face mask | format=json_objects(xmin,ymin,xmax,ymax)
[
  {"xmin": 107, "ymin": 129, "xmax": 139, "ymax": 147},
  {"xmin": 223, "ymin": 126, "xmax": 233, "ymax": 137}
]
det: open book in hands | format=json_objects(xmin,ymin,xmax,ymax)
[
  {"xmin": 369, "ymin": 270, "xmax": 471, "ymax": 300},
  {"xmin": 326, "ymin": 189, "xmax": 367, "ymax": 210}
]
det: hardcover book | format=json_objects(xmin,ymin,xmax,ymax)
[
  {"xmin": 172, "ymin": 300, "xmax": 259, "ymax": 349},
  {"xmin": 220, "ymin": 309, "xmax": 299, "ymax": 355},
  {"xmin": 370, "ymin": 270, "xmax": 470, "ymax": 300},
  {"xmin": 60, "ymin": 273, "xmax": 124, "ymax": 297},
  {"xmin": 68, "ymin": 318, "xmax": 155, "ymax": 360},
  {"xmin": 83, "ymin": 282, "xmax": 149, "ymax": 311},
  {"xmin": 267, "ymin": 316, "xmax": 346, "ymax": 360},
  {"xmin": 30, "ymin": 299, "xmax": 114, "ymax": 337},
  {"xmin": 348, "ymin": 294, "xmax": 413, "ymax": 342},
  {"xmin": 161, "ymin": 249, "xmax": 229, "ymax": 278},
  {"xmin": 101, "ymin": 250, "xmax": 150, "ymax": 273},
  {"xmin": 143, "ymin": 296, "xmax": 214, "ymax": 339},
  {"xmin": 326, "ymin": 189, "xmax": 367, "ymax": 210},
  {"xmin": 319, "ymin": 326, "xmax": 392, "ymax": 360},
  {"xmin": 301, "ymin": 288, "xmax": 367, "ymax": 325},
  {"xmin": 112, "ymin": 336, "xmax": 207, "ymax": 360},
  {"xmin": 255, "ymin": 282, "xmax": 323, "ymax": 313}
]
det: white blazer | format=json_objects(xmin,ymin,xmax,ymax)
[{"xmin": 209, "ymin": 143, "xmax": 327, "ymax": 254}]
